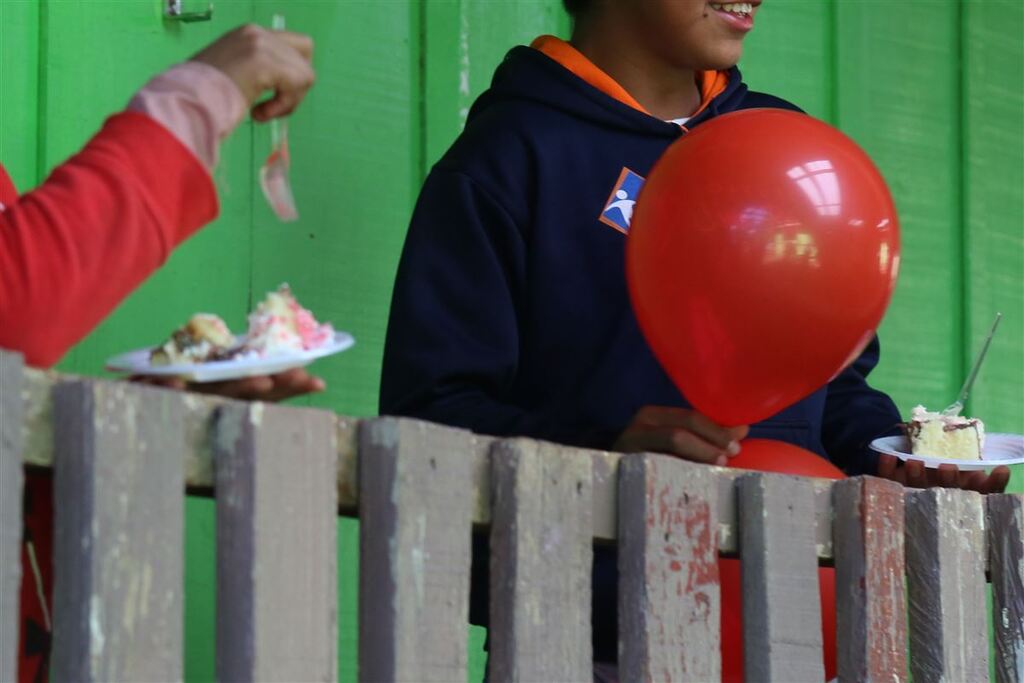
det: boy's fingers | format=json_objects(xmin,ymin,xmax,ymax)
[
  {"xmin": 935, "ymin": 464, "xmax": 959, "ymax": 488},
  {"xmin": 983, "ymin": 466, "xmax": 1011, "ymax": 494},
  {"xmin": 642, "ymin": 407, "xmax": 744, "ymax": 453},
  {"xmin": 614, "ymin": 426, "xmax": 725, "ymax": 465},
  {"xmin": 665, "ymin": 428, "xmax": 727, "ymax": 465},
  {"xmin": 903, "ymin": 460, "xmax": 929, "ymax": 488},
  {"xmin": 876, "ymin": 454, "xmax": 901, "ymax": 482}
]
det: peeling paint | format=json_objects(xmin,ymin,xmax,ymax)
[
  {"xmin": 411, "ymin": 514, "xmax": 426, "ymax": 608},
  {"xmin": 249, "ymin": 402, "xmax": 264, "ymax": 426},
  {"xmin": 457, "ymin": 0, "xmax": 471, "ymax": 127},
  {"xmin": 89, "ymin": 595, "xmax": 105, "ymax": 657}
]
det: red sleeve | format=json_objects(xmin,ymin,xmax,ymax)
[
  {"xmin": 0, "ymin": 166, "xmax": 17, "ymax": 205},
  {"xmin": 0, "ymin": 111, "xmax": 218, "ymax": 368}
]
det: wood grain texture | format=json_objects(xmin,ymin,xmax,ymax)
[
  {"xmin": 906, "ymin": 488, "xmax": 989, "ymax": 682},
  {"xmin": 214, "ymin": 401, "xmax": 338, "ymax": 683},
  {"xmin": 0, "ymin": 0, "xmax": 38, "ymax": 188},
  {"xmin": 423, "ymin": 0, "xmax": 568, "ymax": 169},
  {"xmin": 0, "ymin": 351, "xmax": 24, "ymax": 683},
  {"xmin": 618, "ymin": 454, "xmax": 720, "ymax": 682},
  {"xmin": 836, "ymin": 0, "xmax": 962, "ymax": 413},
  {"xmin": 739, "ymin": 0, "xmax": 833, "ymax": 120},
  {"xmin": 51, "ymin": 380, "xmax": 184, "ymax": 682},
  {"xmin": 249, "ymin": 1, "xmax": 419, "ymax": 421},
  {"xmin": 962, "ymin": 0, "xmax": 1024, "ymax": 434},
  {"xmin": 489, "ymin": 438, "xmax": 592, "ymax": 682},
  {"xmin": 833, "ymin": 476, "xmax": 907, "ymax": 683},
  {"xmin": 42, "ymin": 0, "xmax": 256, "ymax": 379},
  {"xmin": 357, "ymin": 417, "xmax": 477, "ymax": 682},
  {"xmin": 738, "ymin": 473, "xmax": 825, "ymax": 682},
  {"xmin": 21, "ymin": 369, "xmax": 848, "ymax": 555},
  {"xmin": 988, "ymin": 494, "xmax": 1024, "ymax": 683}
]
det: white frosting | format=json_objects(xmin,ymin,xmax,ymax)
[
  {"xmin": 908, "ymin": 404, "xmax": 986, "ymax": 459},
  {"xmin": 241, "ymin": 284, "xmax": 333, "ymax": 357}
]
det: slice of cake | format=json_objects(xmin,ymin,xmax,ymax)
[
  {"xmin": 905, "ymin": 405, "xmax": 985, "ymax": 460},
  {"xmin": 241, "ymin": 284, "xmax": 334, "ymax": 356},
  {"xmin": 151, "ymin": 314, "xmax": 237, "ymax": 365}
]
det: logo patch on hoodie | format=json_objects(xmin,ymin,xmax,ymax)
[{"xmin": 599, "ymin": 168, "xmax": 645, "ymax": 234}]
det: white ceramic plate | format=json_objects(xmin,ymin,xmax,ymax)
[
  {"xmin": 869, "ymin": 433, "xmax": 1024, "ymax": 470},
  {"xmin": 106, "ymin": 331, "xmax": 354, "ymax": 383}
]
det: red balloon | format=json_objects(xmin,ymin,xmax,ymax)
[
  {"xmin": 627, "ymin": 109, "xmax": 900, "ymax": 426},
  {"xmin": 720, "ymin": 439, "xmax": 842, "ymax": 682}
]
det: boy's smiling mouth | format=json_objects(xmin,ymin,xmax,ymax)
[{"xmin": 708, "ymin": 2, "xmax": 757, "ymax": 31}]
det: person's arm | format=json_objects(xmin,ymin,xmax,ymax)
[
  {"xmin": 0, "ymin": 25, "xmax": 314, "ymax": 369},
  {"xmin": 820, "ymin": 336, "xmax": 904, "ymax": 475},
  {"xmin": 381, "ymin": 167, "xmax": 559, "ymax": 438},
  {"xmin": 382, "ymin": 166, "xmax": 634, "ymax": 447},
  {"xmin": 0, "ymin": 113, "xmax": 218, "ymax": 367},
  {"xmin": 819, "ymin": 335, "xmax": 1010, "ymax": 494},
  {"xmin": 381, "ymin": 168, "xmax": 746, "ymax": 462}
]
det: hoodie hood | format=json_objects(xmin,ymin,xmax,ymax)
[{"xmin": 467, "ymin": 42, "xmax": 750, "ymax": 137}]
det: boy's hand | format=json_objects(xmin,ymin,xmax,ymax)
[
  {"xmin": 613, "ymin": 406, "xmax": 748, "ymax": 466},
  {"xmin": 191, "ymin": 24, "xmax": 315, "ymax": 121},
  {"xmin": 133, "ymin": 367, "xmax": 325, "ymax": 402},
  {"xmin": 876, "ymin": 454, "xmax": 1010, "ymax": 494}
]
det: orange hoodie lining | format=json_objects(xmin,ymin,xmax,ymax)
[{"xmin": 531, "ymin": 35, "xmax": 728, "ymax": 121}]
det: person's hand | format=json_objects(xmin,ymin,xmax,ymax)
[
  {"xmin": 133, "ymin": 367, "xmax": 325, "ymax": 402},
  {"xmin": 876, "ymin": 454, "xmax": 1010, "ymax": 494},
  {"xmin": 613, "ymin": 406, "xmax": 749, "ymax": 466},
  {"xmin": 191, "ymin": 24, "xmax": 315, "ymax": 121}
]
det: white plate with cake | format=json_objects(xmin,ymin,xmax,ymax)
[
  {"xmin": 107, "ymin": 285, "xmax": 354, "ymax": 382},
  {"xmin": 870, "ymin": 405, "xmax": 1024, "ymax": 470}
]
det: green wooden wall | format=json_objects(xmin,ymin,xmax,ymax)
[{"xmin": 2, "ymin": 1, "xmax": 1021, "ymax": 680}]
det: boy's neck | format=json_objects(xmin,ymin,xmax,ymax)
[{"xmin": 570, "ymin": 23, "xmax": 702, "ymax": 121}]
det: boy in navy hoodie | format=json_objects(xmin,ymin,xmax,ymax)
[{"xmin": 381, "ymin": 0, "xmax": 1009, "ymax": 672}]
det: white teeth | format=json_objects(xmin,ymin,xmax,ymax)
[{"xmin": 712, "ymin": 2, "xmax": 753, "ymax": 14}]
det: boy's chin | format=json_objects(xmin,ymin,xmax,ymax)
[
  {"xmin": 698, "ymin": 46, "xmax": 744, "ymax": 71},
  {"xmin": 684, "ymin": 40, "xmax": 745, "ymax": 71}
]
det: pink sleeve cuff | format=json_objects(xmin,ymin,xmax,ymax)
[{"xmin": 127, "ymin": 61, "xmax": 247, "ymax": 170}]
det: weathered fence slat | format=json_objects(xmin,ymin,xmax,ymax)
[
  {"xmin": 0, "ymin": 351, "xmax": 24, "ymax": 683},
  {"xmin": 215, "ymin": 402, "xmax": 338, "ymax": 683},
  {"xmin": 906, "ymin": 488, "xmax": 988, "ymax": 682},
  {"xmin": 23, "ymin": 368, "xmax": 853, "ymax": 557},
  {"xmin": 358, "ymin": 417, "xmax": 476, "ymax": 682},
  {"xmin": 51, "ymin": 380, "xmax": 184, "ymax": 682},
  {"xmin": 833, "ymin": 476, "xmax": 908, "ymax": 683},
  {"xmin": 988, "ymin": 493, "xmax": 1024, "ymax": 683},
  {"xmin": 618, "ymin": 454, "xmax": 720, "ymax": 682},
  {"xmin": 489, "ymin": 439, "xmax": 593, "ymax": 682},
  {"xmin": 738, "ymin": 472, "xmax": 825, "ymax": 682}
]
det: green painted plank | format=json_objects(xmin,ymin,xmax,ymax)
[
  {"xmin": 421, "ymin": 10, "xmax": 571, "ymax": 675},
  {"xmin": 835, "ymin": 0, "xmax": 963, "ymax": 419},
  {"xmin": 739, "ymin": 0, "xmax": 833, "ymax": 121},
  {"xmin": 249, "ymin": 1, "xmax": 419, "ymax": 422},
  {"xmin": 248, "ymin": 4, "xmax": 422, "ymax": 681},
  {"xmin": 32, "ymin": 8, "xmax": 258, "ymax": 682},
  {"xmin": 962, "ymin": 0, "xmax": 1024, "ymax": 437},
  {"xmin": 0, "ymin": 0, "xmax": 40, "ymax": 188},
  {"xmin": 183, "ymin": 497, "xmax": 216, "ymax": 683},
  {"xmin": 39, "ymin": 0, "xmax": 256, "ymax": 375},
  {"xmin": 423, "ymin": 0, "xmax": 568, "ymax": 171}
]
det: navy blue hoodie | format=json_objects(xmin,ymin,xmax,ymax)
[{"xmin": 381, "ymin": 45, "xmax": 902, "ymax": 660}]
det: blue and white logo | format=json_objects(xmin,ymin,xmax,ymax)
[{"xmin": 599, "ymin": 168, "xmax": 646, "ymax": 234}]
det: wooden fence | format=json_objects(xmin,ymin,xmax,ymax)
[{"xmin": 0, "ymin": 349, "xmax": 1021, "ymax": 682}]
